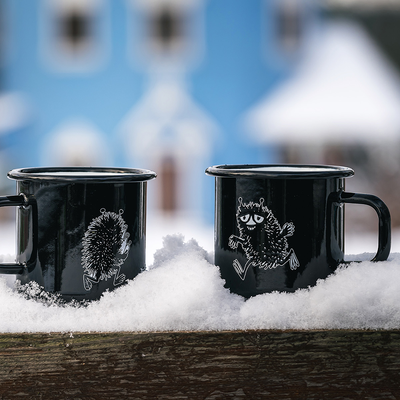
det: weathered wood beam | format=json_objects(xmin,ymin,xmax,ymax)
[{"xmin": 0, "ymin": 330, "xmax": 399, "ymax": 399}]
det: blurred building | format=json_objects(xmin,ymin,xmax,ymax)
[
  {"xmin": 244, "ymin": 0, "xmax": 400, "ymax": 230},
  {"xmin": 0, "ymin": 0, "xmax": 321, "ymax": 221}
]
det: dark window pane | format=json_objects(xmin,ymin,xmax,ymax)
[
  {"xmin": 149, "ymin": 6, "xmax": 184, "ymax": 51},
  {"xmin": 59, "ymin": 9, "xmax": 91, "ymax": 49}
]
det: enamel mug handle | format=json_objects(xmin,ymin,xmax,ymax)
[
  {"xmin": 334, "ymin": 191, "xmax": 391, "ymax": 262},
  {"xmin": 0, "ymin": 194, "xmax": 37, "ymax": 274}
]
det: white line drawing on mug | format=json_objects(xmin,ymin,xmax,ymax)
[
  {"xmin": 82, "ymin": 208, "xmax": 131, "ymax": 291},
  {"xmin": 228, "ymin": 197, "xmax": 300, "ymax": 280}
]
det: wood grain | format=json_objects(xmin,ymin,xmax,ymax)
[{"xmin": 0, "ymin": 330, "xmax": 399, "ymax": 399}]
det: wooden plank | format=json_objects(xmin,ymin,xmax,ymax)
[{"xmin": 0, "ymin": 330, "xmax": 399, "ymax": 399}]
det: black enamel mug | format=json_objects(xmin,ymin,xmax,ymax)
[
  {"xmin": 0, "ymin": 167, "xmax": 156, "ymax": 302},
  {"xmin": 206, "ymin": 164, "xmax": 391, "ymax": 298}
]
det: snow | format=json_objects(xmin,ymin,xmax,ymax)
[
  {"xmin": 0, "ymin": 217, "xmax": 400, "ymax": 333},
  {"xmin": 245, "ymin": 19, "xmax": 400, "ymax": 144},
  {"xmin": 0, "ymin": 92, "xmax": 31, "ymax": 135}
]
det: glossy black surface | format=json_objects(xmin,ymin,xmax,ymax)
[
  {"xmin": 0, "ymin": 167, "xmax": 156, "ymax": 302},
  {"xmin": 8, "ymin": 166, "xmax": 156, "ymax": 183},
  {"xmin": 206, "ymin": 165, "xmax": 391, "ymax": 298}
]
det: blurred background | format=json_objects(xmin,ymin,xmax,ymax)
[{"xmin": 1, "ymin": 0, "xmax": 400, "ymax": 242}]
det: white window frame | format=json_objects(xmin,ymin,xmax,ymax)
[
  {"xmin": 40, "ymin": 0, "xmax": 110, "ymax": 72},
  {"xmin": 126, "ymin": 0, "xmax": 204, "ymax": 71}
]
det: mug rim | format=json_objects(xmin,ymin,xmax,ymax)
[
  {"xmin": 7, "ymin": 167, "xmax": 157, "ymax": 183},
  {"xmin": 205, "ymin": 164, "xmax": 355, "ymax": 179}
]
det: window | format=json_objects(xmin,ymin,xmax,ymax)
[
  {"xmin": 148, "ymin": 5, "xmax": 186, "ymax": 54},
  {"xmin": 276, "ymin": 0, "xmax": 302, "ymax": 54},
  {"xmin": 41, "ymin": 0, "xmax": 108, "ymax": 72},
  {"xmin": 127, "ymin": 0, "xmax": 203, "ymax": 68},
  {"xmin": 57, "ymin": 6, "xmax": 93, "ymax": 55},
  {"xmin": 55, "ymin": 7, "xmax": 94, "ymax": 54}
]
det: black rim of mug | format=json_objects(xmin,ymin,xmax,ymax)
[
  {"xmin": 205, "ymin": 164, "xmax": 355, "ymax": 179},
  {"xmin": 7, "ymin": 167, "xmax": 157, "ymax": 183}
]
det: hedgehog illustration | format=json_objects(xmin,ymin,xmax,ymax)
[
  {"xmin": 82, "ymin": 208, "xmax": 131, "ymax": 291},
  {"xmin": 228, "ymin": 197, "xmax": 299, "ymax": 280}
]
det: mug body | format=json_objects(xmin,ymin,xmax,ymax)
[
  {"xmin": 206, "ymin": 165, "xmax": 354, "ymax": 298},
  {"xmin": 8, "ymin": 167, "xmax": 156, "ymax": 302}
]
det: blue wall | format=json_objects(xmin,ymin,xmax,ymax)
[{"xmin": 1, "ymin": 0, "xmax": 316, "ymax": 220}]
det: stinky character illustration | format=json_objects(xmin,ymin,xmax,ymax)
[
  {"xmin": 82, "ymin": 209, "xmax": 131, "ymax": 291},
  {"xmin": 228, "ymin": 198, "xmax": 299, "ymax": 280}
]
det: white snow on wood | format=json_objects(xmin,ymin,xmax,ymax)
[{"xmin": 0, "ymin": 218, "xmax": 400, "ymax": 332}]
